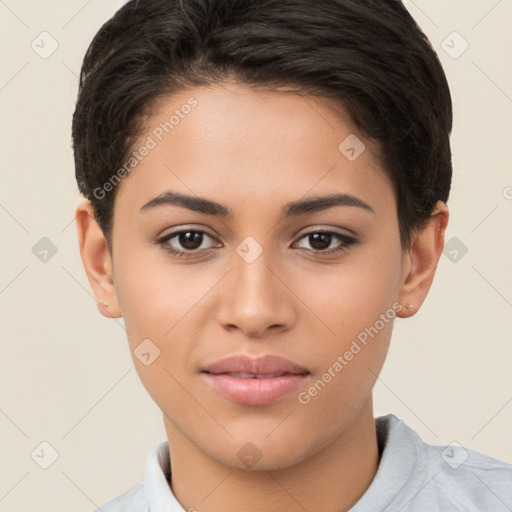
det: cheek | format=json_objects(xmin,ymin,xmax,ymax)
[
  {"xmin": 297, "ymin": 234, "xmax": 402, "ymax": 394},
  {"xmin": 301, "ymin": 249, "xmax": 402, "ymax": 345},
  {"xmin": 112, "ymin": 253, "xmax": 213, "ymax": 402},
  {"xmin": 296, "ymin": 301, "xmax": 395, "ymax": 438},
  {"xmin": 113, "ymin": 247, "xmax": 197, "ymax": 340},
  {"xmin": 112, "ymin": 260, "xmax": 197, "ymax": 408}
]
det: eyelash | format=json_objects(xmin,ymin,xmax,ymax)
[{"xmin": 156, "ymin": 229, "xmax": 357, "ymax": 259}]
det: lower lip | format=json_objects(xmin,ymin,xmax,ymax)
[{"xmin": 202, "ymin": 373, "xmax": 309, "ymax": 406}]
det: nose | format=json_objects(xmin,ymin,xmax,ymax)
[{"xmin": 216, "ymin": 248, "xmax": 296, "ymax": 338}]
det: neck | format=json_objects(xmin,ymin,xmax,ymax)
[{"xmin": 164, "ymin": 396, "xmax": 379, "ymax": 512}]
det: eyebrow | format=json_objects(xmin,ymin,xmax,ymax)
[{"xmin": 140, "ymin": 190, "xmax": 375, "ymax": 219}]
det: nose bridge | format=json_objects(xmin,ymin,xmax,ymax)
[
  {"xmin": 217, "ymin": 236, "xmax": 294, "ymax": 336},
  {"xmin": 232, "ymin": 236, "xmax": 281, "ymax": 309}
]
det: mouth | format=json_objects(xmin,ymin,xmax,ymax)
[
  {"xmin": 201, "ymin": 355, "xmax": 310, "ymax": 406},
  {"xmin": 214, "ymin": 372, "xmax": 295, "ymax": 379}
]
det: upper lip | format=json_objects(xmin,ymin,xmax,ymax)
[{"xmin": 202, "ymin": 355, "xmax": 310, "ymax": 376}]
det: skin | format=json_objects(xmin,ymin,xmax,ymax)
[{"xmin": 76, "ymin": 81, "xmax": 448, "ymax": 512}]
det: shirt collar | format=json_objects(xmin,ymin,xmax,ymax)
[
  {"xmin": 145, "ymin": 440, "xmax": 185, "ymax": 511},
  {"xmin": 349, "ymin": 413, "xmax": 421, "ymax": 511}
]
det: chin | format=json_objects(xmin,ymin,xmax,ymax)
[{"xmin": 200, "ymin": 430, "xmax": 321, "ymax": 473}]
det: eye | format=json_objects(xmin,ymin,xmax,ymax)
[
  {"xmin": 293, "ymin": 230, "xmax": 357, "ymax": 255},
  {"xmin": 157, "ymin": 229, "xmax": 218, "ymax": 257}
]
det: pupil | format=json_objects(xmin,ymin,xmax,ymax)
[
  {"xmin": 180, "ymin": 231, "xmax": 202, "ymax": 249},
  {"xmin": 310, "ymin": 233, "xmax": 331, "ymax": 250}
]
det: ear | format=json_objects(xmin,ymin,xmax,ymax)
[
  {"xmin": 396, "ymin": 201, "xmax": 449, "ymax": 318},
  {"xmin": 75, "ymin": 200, "xmax": 122, "ymax": 318}
]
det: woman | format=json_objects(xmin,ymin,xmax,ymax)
[{"xmin": 73, "ymin": 0, "xmax": 512, "ymax": 510}]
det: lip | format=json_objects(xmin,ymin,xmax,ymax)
[{"xmin": 201, "ymin": 355, "xmax": 310, "ymax": 406}]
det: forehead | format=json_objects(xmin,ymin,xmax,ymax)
[{"xmin": 113, "ymin": 82, "xmax": 393, "ymax": 217}]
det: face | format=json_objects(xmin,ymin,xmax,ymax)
[{"xmin": 101, "ymin": 82, "xmax": 411, "ymax": 470}]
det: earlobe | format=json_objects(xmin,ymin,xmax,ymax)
[
  {"xmin": 397, "ymin": 201, "xmax": 449, "ymax": 318},
  {"xmin": 75, "ymin": 200, "xmax": 122, "ymax": 318}
]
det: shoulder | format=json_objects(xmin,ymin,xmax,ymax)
[
  {"xmin": 89, "ymin": 481, "xmax": 147, "ymax": 512},
  {"xmin": 421, "ymin": 439, "xmax": 512, "ymax": 509},
  {"xmin": 383, "ymin": 414, "xmax": 512, "ymax": 510}
]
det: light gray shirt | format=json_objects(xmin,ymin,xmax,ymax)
[{"xmin": 91, "ymin": 414, "xmax": 512, "ymax": 511}]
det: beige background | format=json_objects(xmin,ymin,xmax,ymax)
[{"xmin": 0, "ymin": 1, "xmax": 511, "ymax": 510}]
